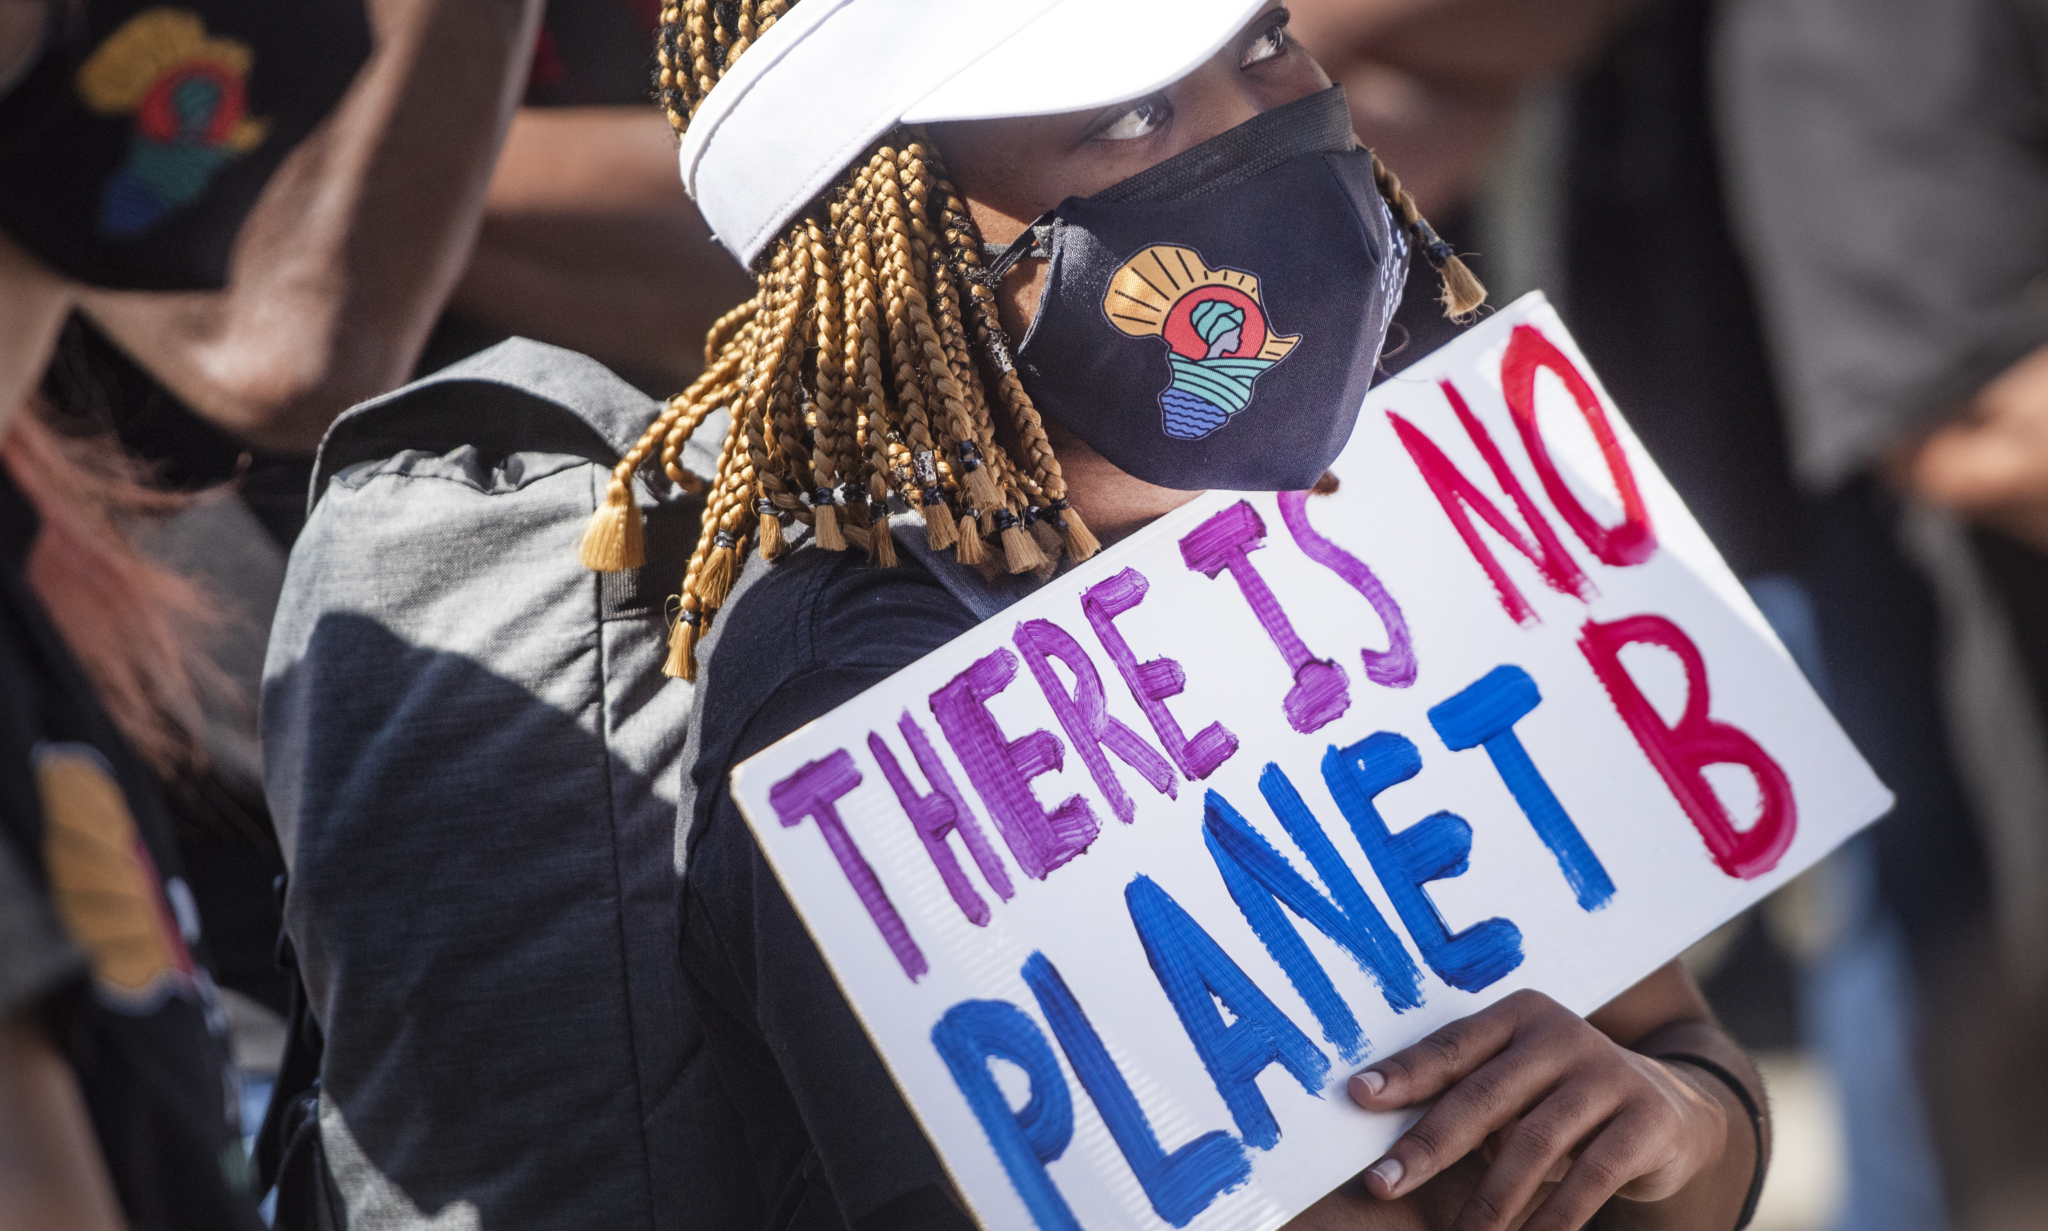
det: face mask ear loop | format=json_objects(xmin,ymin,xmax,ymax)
[
  {"xmin": 972, "ymin": 211, "xmax": 1056, "ymax": 289},
  {"xmin": 965, "ymin": 211, "xmax": 1056, "ymax": 376}
]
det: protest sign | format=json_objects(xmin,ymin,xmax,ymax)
[{"xmin": 727, "ymin": 293, "xmax": 1892, "ymax": 1231}]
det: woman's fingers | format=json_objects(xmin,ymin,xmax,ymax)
[
  {"xmin": 1448, "ymin": 1079, "xmax": 1614, "ymax": 1231},
  {"xmin": 1359, "ymin": 1029, "xmax": 1586, "ymax": 1197},
  {"xmin": 1349, "ymin": 989, "xmax": 1551, "ymax": 1112},
  {"xmin": 1480, "ymin": 1123, "xmax": 1572, "ymax": 1183},
  {"xmin": 1348, "ymin": 989, "xmax": 1731, "ymax": 1221},
  {"xmin": 1519, "ymin": 1113, "xmax": 1663, "ymax": 1231}
]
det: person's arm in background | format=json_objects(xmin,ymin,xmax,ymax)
[
  {"xmin": 0, "ymin": 1012, "xmax": 125, "ymax": 1231},
  {"xmin": 1289, "ymin": 0, "xmax": 1643, "ymax": 213},
  {"xmin": 445, "ymin": 106, "xmax": 756, "ymax": 392},
  {"xmin": 1286, "ymin": 961, "xmax": 1763, "ymax": 1230},
  {"xmin": 1894, "ymin": 343, "xmax": 2048, "ymax": 554},
  {"xmin": 1721, "ymin": 0, "xmax": 2048, "ymax": 509},
  {"xmin": 73, "ymin": 0, "xmax": 546, "ymax": 453}
]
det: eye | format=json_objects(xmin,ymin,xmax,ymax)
[
  {"xmin": 1094, "ymin": 94, "xmax": 1172, "ymax": 141},
  {"xmin": 1240, "ymin": 13, "xmax": 1291, "ymax": 68}
]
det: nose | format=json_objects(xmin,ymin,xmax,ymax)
[{"xmin": 1158, "ymin": 49, "xmax": 1272, "ymax": 156}]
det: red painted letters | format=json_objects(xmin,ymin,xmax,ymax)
[
  {"xmin": 1500, "ymin": 325, "xmax": 1655, "ymax": 567},
  {"xmin": 1578, "ymin": 615, "xmax": 1796, "ymax": 879},
  {"xmin": 1391, "ymin": 382, "xmax": 1592, "ymax": 625}
]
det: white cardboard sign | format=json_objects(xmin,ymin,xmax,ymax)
[{"xmin": 728, "ymin": 294, "xmax": 1890, "ymax": 1231}]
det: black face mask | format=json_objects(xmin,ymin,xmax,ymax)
[
  {"xmin": 996, "ymin": 86, "xmax": 1407, "ymax": 493},
  {"xmin": 0, "ymin": 0, "xmax": 370, "ymax": 290}
]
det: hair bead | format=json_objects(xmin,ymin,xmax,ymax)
[
  {"xmin": 1365, "ymin": 145, "xmax": 1487, "ymax": 322},
  {"xmin": 663, "ymin": 602, "xmax": 703, "ymax": 680}
]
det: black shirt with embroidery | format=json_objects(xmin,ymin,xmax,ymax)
[{"xmin": 0, "ymin": 468, "xmax": 261, "ymax": 1231}]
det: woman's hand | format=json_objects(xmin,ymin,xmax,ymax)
[{"xmin": 1346, "ymin": 987, "xmax": 1740, "ymax": 1231}]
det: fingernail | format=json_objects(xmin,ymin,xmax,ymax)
[
  {"xmin": 1351, "ymin": 1069, "xmax": 1386, "ymax": 1098},
  {"xmin": 1368, "ymin": 1156, "xmax": 1404, "ymax": 1194}
]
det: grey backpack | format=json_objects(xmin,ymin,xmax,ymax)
[{"xmin": 260, "ymin": 338, "xmax": 718, "ymax": 1231}]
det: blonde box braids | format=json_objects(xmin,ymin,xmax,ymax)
[{"xmin": 592, "ymin": 0, "xmax": 1485, "ymax": 682}]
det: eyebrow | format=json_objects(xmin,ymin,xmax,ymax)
[{"xmin": 1249, "ymin": 4, "xmax": 1292, "ymax": 34}]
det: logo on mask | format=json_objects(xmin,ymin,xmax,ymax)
[
  {"xmin": 1103, "ymin": 244, "xmax": 1300, "ymax": 440},
  {"xmin": 75, "ymin": 8, "xmax": 271, "ymax": 240}
]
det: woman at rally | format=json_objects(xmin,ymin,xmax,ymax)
[
  {"xmin": 0, "ymin": 0, "xmax": 369, "ymax": 1224},
  {"xmin": 593, "ymin": 2, "xmax": 1770, "ymax": 1228}
]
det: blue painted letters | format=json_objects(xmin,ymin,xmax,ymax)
[
  {"xmin": 1203, "ymin": 766, "xmax": 1426, "ymax": 1058},
  {"xmin": 1023, "ymin": 953, "xmax": 1250, "ymax": 1226},
  {"xmin": 1126, "ymin": 875, "xmax": 1329, "ymax": 1149},
  {"xmin": 1321, "ymin": 735, "xmax": 1525, "ymax": 992},
  {"xmin": 1428, "ymin": 665, "xmax": 1614, "ymax": 910},
  {"xmin": 931, "ymin": 999, "xmax": 1080, "ymax": 1231}
]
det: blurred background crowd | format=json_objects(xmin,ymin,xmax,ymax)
[{"xmin": 6, "ymin": 0, "xmax": 2047, "ymax": 1228}]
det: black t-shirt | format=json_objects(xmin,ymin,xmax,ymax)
[
  {"xmin": 681, "ymin": 543, "xmax": 984, "ymax": 1231},
  {"xmin": 0, "ymin": 468, "xmax": 261, "ymax": 1231}
]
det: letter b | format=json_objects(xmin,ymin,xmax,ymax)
[{"xmin": 1578, "ymin": 615, "xmax": 1796, "ymax": 879}]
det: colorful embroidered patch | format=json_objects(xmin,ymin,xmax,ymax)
[
  {"xmin": 1102, "ymin": 244, "xmax": 1300, "ymax": 440},
  {"xmin": 74, "ymin": 8, "xmax": 270, "ymax": 240},
  {"xmin": 35, "ymin": 743, "xmax": 199, "ymax": 1014}
]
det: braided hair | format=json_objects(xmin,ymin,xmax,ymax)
[{"xmin": 582, "ymin": 0, "xmax": 1485, "ymax": 681}]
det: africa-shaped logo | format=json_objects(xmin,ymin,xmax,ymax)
[
  {"xmin": 74, "ymin": 8, "xmax": 270, "ymax": 240},
  {"xmin": 1103, "ymin": 244, "xmax": 1299, "ymax": 440}
]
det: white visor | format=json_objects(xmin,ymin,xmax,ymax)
[{"xmin": 679, "ymin": 0, "xmax": 1273, "ymax": 267}]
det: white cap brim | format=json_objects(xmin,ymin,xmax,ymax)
[{"xmin": 681, "ymin": 0, "xmax": 1271, "ymax": 267}]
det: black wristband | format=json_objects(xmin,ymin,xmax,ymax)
[{"xmin": 1655, "ymin": 1052, "xmax": 1766, "ymax": 1231}]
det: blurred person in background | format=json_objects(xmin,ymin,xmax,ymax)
[
  {"xmin": 48, "ymin": 1, "xmax": 759, "ymax": 1225},
  {"xmin": 1722, "ymin": 0, "xmax": 2048, "ymax": 1226},
  {"xmin": 1290, "ymin": 0, "xmax": 1641, "ymax": 366},
  {"xmin": 423, "ymin": 1, "xmax": 755, "ymax": 392},
  {"xmin": 1313, "ymin": 1, "xmax": 1974, "ymax": 1228},
  {"xmin": 0, "ymin": 0, "xmax": 365, "ymax": 1224},
  {"xmin": 26, "ymin": 0, "xmax": 547, "ymax": 1178},
  {"xmin": 1562, "ymin": 5, "xmax": 1965, "ymax": 1231},
  {"xmin": 39, "ymin": 3, "xmax": 750, "ymax": 1106}
]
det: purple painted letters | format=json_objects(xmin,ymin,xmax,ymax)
[
  {"xmin": 869, "ymin": 714, "xmax": 1015, "ymax": 926},
  {"xmin": 1015, "ymin": 619, "xmax": 1178, "ymax": 825},
  {"xmin": 929, "ymin": 648, "xmax": 1101, "ymax": 880},
  {"xmin": 769, "ymin": 750, "xmax": 927, "ymax": 979},
  {"xmin": 1181, "ymin": 501, "xmax": 1351, "ymax": 732},
  {"xmin": 1277, "ymin": 490, "xmax": 1417, "ymax": 688},
  {"xmin": 1082, "ymin": 568, "xmax": 1239, "ymax": 781}
]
